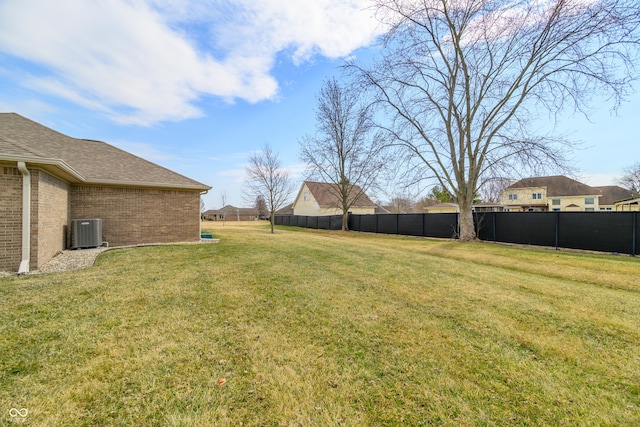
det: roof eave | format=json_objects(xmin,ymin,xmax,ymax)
[
  {"xmin": 83, "ymin": 178, "xmax": 211, "ymax": 191},
  {"xmin": 0, "ymin": 155, "xmax": 86, "ymax": 182}
]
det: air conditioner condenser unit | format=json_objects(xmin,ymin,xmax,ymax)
[{"xmin": 70, "ymin": 219, "xmax": 102, "ymax": 249}]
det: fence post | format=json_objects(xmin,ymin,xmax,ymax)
[
  {"xmin": 493, "ymin": 212, "xmax": 497, "ymax": 243},
  {"xmin": 555, "ymin": 212, "xmax": 560, "ymax": 250},
  {"xmin": 633, "ymin": 211, "xmax": 637, "ymax": 257}
]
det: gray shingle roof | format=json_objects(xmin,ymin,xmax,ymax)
[
  {"xmin": 593, "ymin": 186, "xmax": 640, "ymax": 205},
  {"xmin": 0, "ymin": 113, "xmax": 210, "ymax": 190},
  {"xmin": 205, "ymin": 205, "xmax": 259, "ymax": 216},
  {"xmin": 506, "ymin": 176, "xmax": 598, "ymax": 197}
]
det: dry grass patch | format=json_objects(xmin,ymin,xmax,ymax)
[{"xmin": 0, "ymin": 221, "xmax": 638, "ymax": 425}]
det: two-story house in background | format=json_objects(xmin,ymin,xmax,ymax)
[{"xmin": 501, "ymin": 176, "xmax": 639, "ymax": 212}]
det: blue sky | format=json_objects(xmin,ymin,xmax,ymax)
[{"xmin": 1, "ymin": 0, "xmax": 638, "ymax": 210}]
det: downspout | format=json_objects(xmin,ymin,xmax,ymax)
[
  {"xmin": 17, "ymin": 162, "xmax": 31, "ymax": 273},
  {"xmin": 199, "ymin": 190, "xmax": 208, "ymax": 238}
]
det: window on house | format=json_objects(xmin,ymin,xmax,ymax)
[
  {"xmin": 552, "ymin": 199, "xmax": 561, "ymax": 206},
  {"xmin": 508, "ymin": 194, "xmax": 518, "ymax": 201},
  {"xmin": 303, "ymin": 192, "xmax": 309, "ymax": 201},
  {"xmin": 585, "ymin": 197, "xmax": 595, "ymax": 205},
  {"xmin": 585, "ymin": 208, "xmax": 595, "ymax": 212}
]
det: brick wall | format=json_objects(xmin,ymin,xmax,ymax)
[
  {"xmin": 1, "ymin": 168, "xmax": 201, "ymax": 272},
  {"xmin": 0, "ymin": 165, "xmax": 23, "ymax": 271},
  {"xmin": 34, "ymin": 171, "xmax": 70, "ymax": 268},
  {"xmin": 70, "ymin": 186, "xmax": 201, "ymax": 246}
]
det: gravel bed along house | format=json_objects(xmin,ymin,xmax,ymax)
[
  {"xmin": 0, "ymin": 248, "xmax": 108, "ymax": 277},
  {"xmin": 0, "ymin": 239, "xmax": 218, "ymax": 278}
]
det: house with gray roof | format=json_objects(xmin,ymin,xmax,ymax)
[
  {"xmin": 593, "ymin": 185, "xmax": 640, "ymax": 211},
  {"xmin": 292, "ymin": 181, "xmax": 376, "ymax": 216},
  {"xmin": 203, "ymin": 205, "xmax": 263, "ymax": 221},
  {"xmin": 0, "ymin": 113, "xmax": 211, "ymax": 273},
  {"xmin": 501, "ymin": 176, "xmax": 638, "ymax": 212}
]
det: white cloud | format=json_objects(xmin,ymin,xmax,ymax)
[{"xmin": 0, "ymin": 0, "xmax": 380, "ymax": 125}]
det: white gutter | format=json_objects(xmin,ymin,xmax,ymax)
[
  {"xmin": 199, "ymin": 190, "xmax": 209, "ymax": 238},
  {"xmin": 17, "ymin": 162, "xmax": 31, "ymax": 273}
]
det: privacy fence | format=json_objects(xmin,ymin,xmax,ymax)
[{"xmin": 274, "ymin": 212, "xmax": 639, "ymax": 256}]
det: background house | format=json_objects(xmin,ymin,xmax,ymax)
[
  {"xmin": 614, "ymin": 196, "xmax": 640, "ymax": 211},
  {"xmin": 501, "ymin": 176, "xmax": 602, "ymax": 212},
  {"xmin": 0, "ymin": 113, "xmax": 210, "ymax": 273},
  {"xmin": 275, "ymin": 203, "xmax": 294, "ymax": 216},
  {"xmin": 424, "ymin": 202, "xmax": 460, "ymax": 214},
  {"xmin": 203, "ymin": 205, "xmax": 262, "ymax": 221},
  {"xmin": 594, "ymin": 186, "xmax": 640, "ymax": 211},
  {"xmin": 501, "ymin": 176, "xmax": 639, "ymax": 212},
  {"xmin": 292, "ymin": 181, "xmax": 376, "ymax": 216}
]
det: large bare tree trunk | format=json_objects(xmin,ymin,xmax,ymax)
[{"xmin": 458, "ymin": 204, "xmax": 476, "ymax": 242}]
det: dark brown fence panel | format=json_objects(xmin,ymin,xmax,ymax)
[
  {"xmin": 488, "ymin": 212, "xmax": 556, "ymax": 247},
  {"xmin": 475, "ymin": 212, "xmax": 495, "ymax": 242},
  {"xmin": 356, "ymin": 215, "xmax": 377, "ymax": 233},
  {"xmin": 348, "ymin": 214, "xmax": 360, "ymax": 231},
  {"xmin": 424, "ymin": 213, "xmax": 458, "ymax": 238},
  {"xmin": 378, "ymin": 214, "xmax": 399, "ymax": 234},
  {"xmin": 634, "ymin": 212, "xmax": 639, "ymax": 257},
  {"xmin": 398, "ymin": 214, "xmax": 424, "ymax": 236},
  {"xmin": 330, "ymin": 215, "xmax": 343, "ymax": 230},
  {"xmin": 559, "ymin": 212, "xmax": 634, "ymax": 254},
  {"xmin": 307, "ymin": 216, "xmax": 318, "ymax": 229},
  {"xmin": 317, "ymin": 216, "xmax": 331, "ymax": 230},
  {"xmin": 276, "ymin": 215, "xmax": 288, "ymax": 225}
]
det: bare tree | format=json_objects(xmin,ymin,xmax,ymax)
[
  {"xmin": 255, "ymin": 195, "xmax": 268, "ymax": 219},
  {"xmin": 617, "ymin": 161, "xmax": 640, "ymax": 192},
  {"xmin": 220, "ymin": 191, "xmax": 227, "ymax": 227},
  {"xmin": 349, "ymin": 0, "xmax": 640, "ymax": 240},
  {"xmin": 479, "ymin": 177, "xmax": 515, "ymax": 203},
  {"xmin": 390, "ymin": 195, "xmax": 414, "ymax": 213},
  {"xmin": 300, "ymin": 78, "xmax": 388, "ymax": 230},
  {"xmin": 200, "ymin": 198, "xmax": 206, "ymax": 220},
  {"xmin": 244, "ymin": 144, "xmax": 295, "ymax": 234}
]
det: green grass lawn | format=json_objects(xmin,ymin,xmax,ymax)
[{"xmin": 1, "ymin": 222, "xmax": 639, "ymax": 426}]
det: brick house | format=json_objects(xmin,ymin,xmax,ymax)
[
  {"xmin": 0, "ymin": 113, "xmax": 211, "ymax": 273},
  {"xmin": 203, "ymin": 205, "xmax": 262, "ymax": 221}
]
